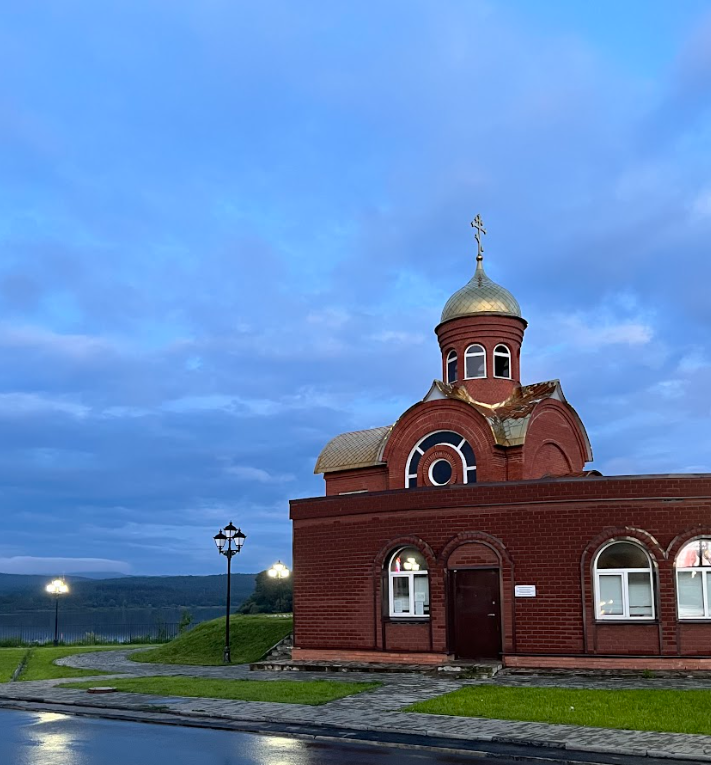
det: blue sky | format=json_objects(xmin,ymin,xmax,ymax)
[{"xmin": 1, "ymin": 1, "xmax": 711, "ymax": 576}]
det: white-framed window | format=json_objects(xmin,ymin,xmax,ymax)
[
  {"xmin": 676, "ymin": 539, "xmax": 711, "ymax": 619},
  {"xmin": 594, "ymin": 541, "xmax": 654, "ymax": 620},
  {"xmin": 465, "ymin": 344, "xmax": 486, "ymax": 379},
  {"xmin": 493, "ymin": 344, "xmax": 511, "ymax": 379},
  {"xmin": 389, "ymin": 547, "xmax": 430, "ymax": 618},
  {"xmin": 405, "ymin": 430, "xmax": 476, "ymax": 488},
  {"xmin": 446, "ymin": 350, "xmax": 458, "ymax": 384}
]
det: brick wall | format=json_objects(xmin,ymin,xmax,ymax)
[
  {"xmin": 324, "ymin": 465, "xmax": 388, "ymax": 496},
  {"xmin": 291, "ymin": 474, "xmax": 711, "ymax": 664}
]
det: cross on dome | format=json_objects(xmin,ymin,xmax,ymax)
[
  {"xmin": 470, "ymin": 214, "xmax": 487, "ymax": 262},
  {"xmin": 439, "ymin": 215, "xmax": 521, "ymax": 323}
]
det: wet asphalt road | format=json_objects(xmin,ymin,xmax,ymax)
[
  {"xmin": 0, "ymin": 708, "xmax": 515, "ymax": 765},
  {"xmin": 0, "ymin": 708, "xmax": 697, "ymax": 765}
]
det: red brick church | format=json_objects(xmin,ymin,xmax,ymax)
[{"xmin": 290, "ymin": 218, "xmax": 711, "ymax": 670}]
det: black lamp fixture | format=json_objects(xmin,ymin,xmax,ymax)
[{"xmin": 213, "ymin": 522, "xmax": 246, "ymax": 663}]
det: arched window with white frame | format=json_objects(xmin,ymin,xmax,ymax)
[
  {"xmin": 493, "ymin": 344, "xmax": 511, "ymax": 379},
  {"xmin": 446, "ymin": 350, "xmax": 457, "ymax": 384},
  {"xmin": 676, "ymin": 539, "xmax": 711, "ymax": 619},
  {"xmin": 388, "ymin": 547, "xmax": 429, "ymax": 618},
  {"xmin": 405, "ymin": 430, "xmax": 476, "ymax": 488},
  {"xmin": 594, "ymin": 541, "xmax": 654, "ymax": 619},
  {"xmin": 464, "ymin": 344, "xmax": 486, "ymax": 379}
]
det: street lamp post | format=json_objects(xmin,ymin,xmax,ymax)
[
  {"xmin": 45, "ymin": 578, "xmax": 69, "ymax": 646},
  {"xmin": 213, "ymin": 522, "xmax": 246, "ymax": 663}
]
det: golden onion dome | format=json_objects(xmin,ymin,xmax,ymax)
[{"xmin": 440, "ymin": 257, "xmax": 521, "ymax": 323}]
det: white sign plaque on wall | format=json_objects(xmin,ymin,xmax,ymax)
[{"xmin": 515, "ymin": 585, "xmax": 537, "ymax": 598}]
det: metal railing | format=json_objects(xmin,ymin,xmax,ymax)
[{"xmin": 0, "ymin": 622, "xmax": 182, "ymax": 646}]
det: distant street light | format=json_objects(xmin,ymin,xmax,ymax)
[
  {"xmin": 213, "ymin": 522, "xmax": 246, "ymax": 663},
  {"xmin": 267, "ymin": 561, "xmax": 290, "ymax": 579},
  {"xmin": 45, "ymin": 578, "xmax": 69, "ymax": 646}
]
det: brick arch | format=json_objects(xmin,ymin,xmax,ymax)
[
  {"xmin": 667, "ymin": 527, "xmax": 711, "ymax": 563},
  {"xmin": 529, "ymin": 440, "xmax": 572, "ymax": 478},
  {"xmin": 383, "ymin": 399, "xmax": 504, "ymax": 486},
  {"xmin": 582, "ymin": 526, "xmax": 665, "ymax": 566},
  {"xmin": 439, "ymin": 530, "xmax": 513, "ymax": 568},
  {"xmin": 373, "ymin": 536, "xmax": 437, "ymax": 575}
]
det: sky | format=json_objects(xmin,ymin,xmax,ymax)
[{"xmin": 1, "ymin": 1, "xmax": 711, "ymax": 576}]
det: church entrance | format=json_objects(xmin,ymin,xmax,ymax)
[{"xmin": 450, "ymin": 568, "xmax": 501, "ymax": 659}]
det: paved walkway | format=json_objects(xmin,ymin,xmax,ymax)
[{"xmin": 1, "ymin": 649, "xmax": 711, "ymax": 761}]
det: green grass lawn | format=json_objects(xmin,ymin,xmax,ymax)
[
  {"xmin": 19, "ymin": 645, "xmax": 146, "ymax": 681},
  {"xmin": 61, "ymin": 676, "xmax": 380, "ymax": 705},
  {"xmin": 0, "ymin": 648, "xmax": 28, "ymax": 682},
  {"xmin": 130, "ymin": 614, "xmax": 293, "ymax": 666},
  {"xmin": 407, "ymin": 685, "xmax": 711, "ymax": 735}
]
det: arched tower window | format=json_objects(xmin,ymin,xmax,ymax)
[
  {"xmin": 405, "ymin": 430, "xmax": 476, "ymax": 488},
  {"xmin": 464, "ymin": 344, "xmax": 486, "ymax": 379},
  {"xmin": 594, "ymin": 541, "xmax": 654, "ymax": 620},
  {"xmin": 446, "ymin": 350, "xmax": 457, "ymax": 384},
  {"xmin": 493, "ymin": 344, "xmax": 511, "ymax": 379},
  {"xmin": 676, "ymin": 539, "xmax": 711, "ymax": 619},
  {"xmin": 388, "ymin": 547, "xmax": 429, "ymax": 617}
]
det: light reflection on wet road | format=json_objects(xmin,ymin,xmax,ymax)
[{"xmin": 0, "ymin": 709, "xmax": 488, "ymax": 765}]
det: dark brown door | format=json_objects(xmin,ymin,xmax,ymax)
[{"xmin": 451, "ymin": 569, "xmax": 501, "ymax": 659}]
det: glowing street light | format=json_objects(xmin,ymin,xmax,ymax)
[
  {"xmin": 267, "ymin": 561, "xmax": 290, "ymax": 579},
  {"xmin": 213, "ymin": 522, "xmax": 246, "ymax": 663},
  {"xmin": 45, "ymin": 578, "xmax": 69, "ymax": 646}
]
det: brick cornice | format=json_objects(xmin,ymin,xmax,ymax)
[{"xmin": 290, "ymin": 474, "xmax": 711, "ymax": 521}]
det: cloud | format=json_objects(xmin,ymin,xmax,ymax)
[
  {"xmin": 691, "ymin": 189, "xmax": 711, "ymax": 219},
  {"xmin": 0, "ymin": 392, "xmax": 90, "ymax": 418},
  {"xmin": 226, "ymin": 465, "xmax": 295, "ymax": 484},
  {"xmin": 0, "ymin": 557, "xmax": 130, "ymax": 575},
  {"xmin": 568, "ymin": 316, "xmax": 654, "ymax": 348},
  {"xmin": 0, "ymin": 324, "xmax": 115, "ymax": 357},
  {"xmin": 370, "ymin": 330, "xmax": 427, "ymax": 345}
]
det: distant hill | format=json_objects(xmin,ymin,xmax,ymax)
[
  {"xmin": 0, "ymin": 573, "xmax": 256, "ymax": 612},
  {"xmin": 64, "ymin": 571, "xmax": 131, "ymax": 580}
]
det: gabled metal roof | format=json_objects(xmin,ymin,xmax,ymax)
[{"xmin": 314, "ymin": 425, "xmax": 393, "ymax": 474}]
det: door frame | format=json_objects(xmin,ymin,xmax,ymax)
[{"xmin": 447, "ymin": 566, "xmax": 503, "ymax": 659}]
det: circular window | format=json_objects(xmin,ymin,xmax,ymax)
[{"xmin": 429, "ymin": 459, "xmax": 453, "ymax": 486}]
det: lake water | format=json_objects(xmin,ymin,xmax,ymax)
[{"xmin": 0, "ymin": 606, "xmax": 226, "ymax": 643}]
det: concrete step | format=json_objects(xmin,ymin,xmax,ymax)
[{"xmin": 250, "ymin": 659, "xmax": 501, "ymax": 678}]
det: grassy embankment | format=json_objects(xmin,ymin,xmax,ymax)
[
  {"xmin": 0, "ymin": 645, "xmax": 153, "ymax": 682},
  {"xmin": 0, "ymin": 613, "xmax": 293, "ymax": 687},
  {"xmin": 408, "ymin": 686, "xmax": 711, "ymax": 735},
  {"xmin": 0, "ymin": 648, "xmax": 27, "ymax": 682},
  {"xmin": 65, "ymin": 615, "xmax": 377, "ymax": 704},
  {"xmin": 62, "ymin": 676, "xmax": 380, "ymax": 704},
  {"xmin": 130, "ymin": 614, "xmax": 293, "ymax": 666},
  {"xmin": 19, "ymin": 645, "xmax": 137, "ymax": 681}
]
